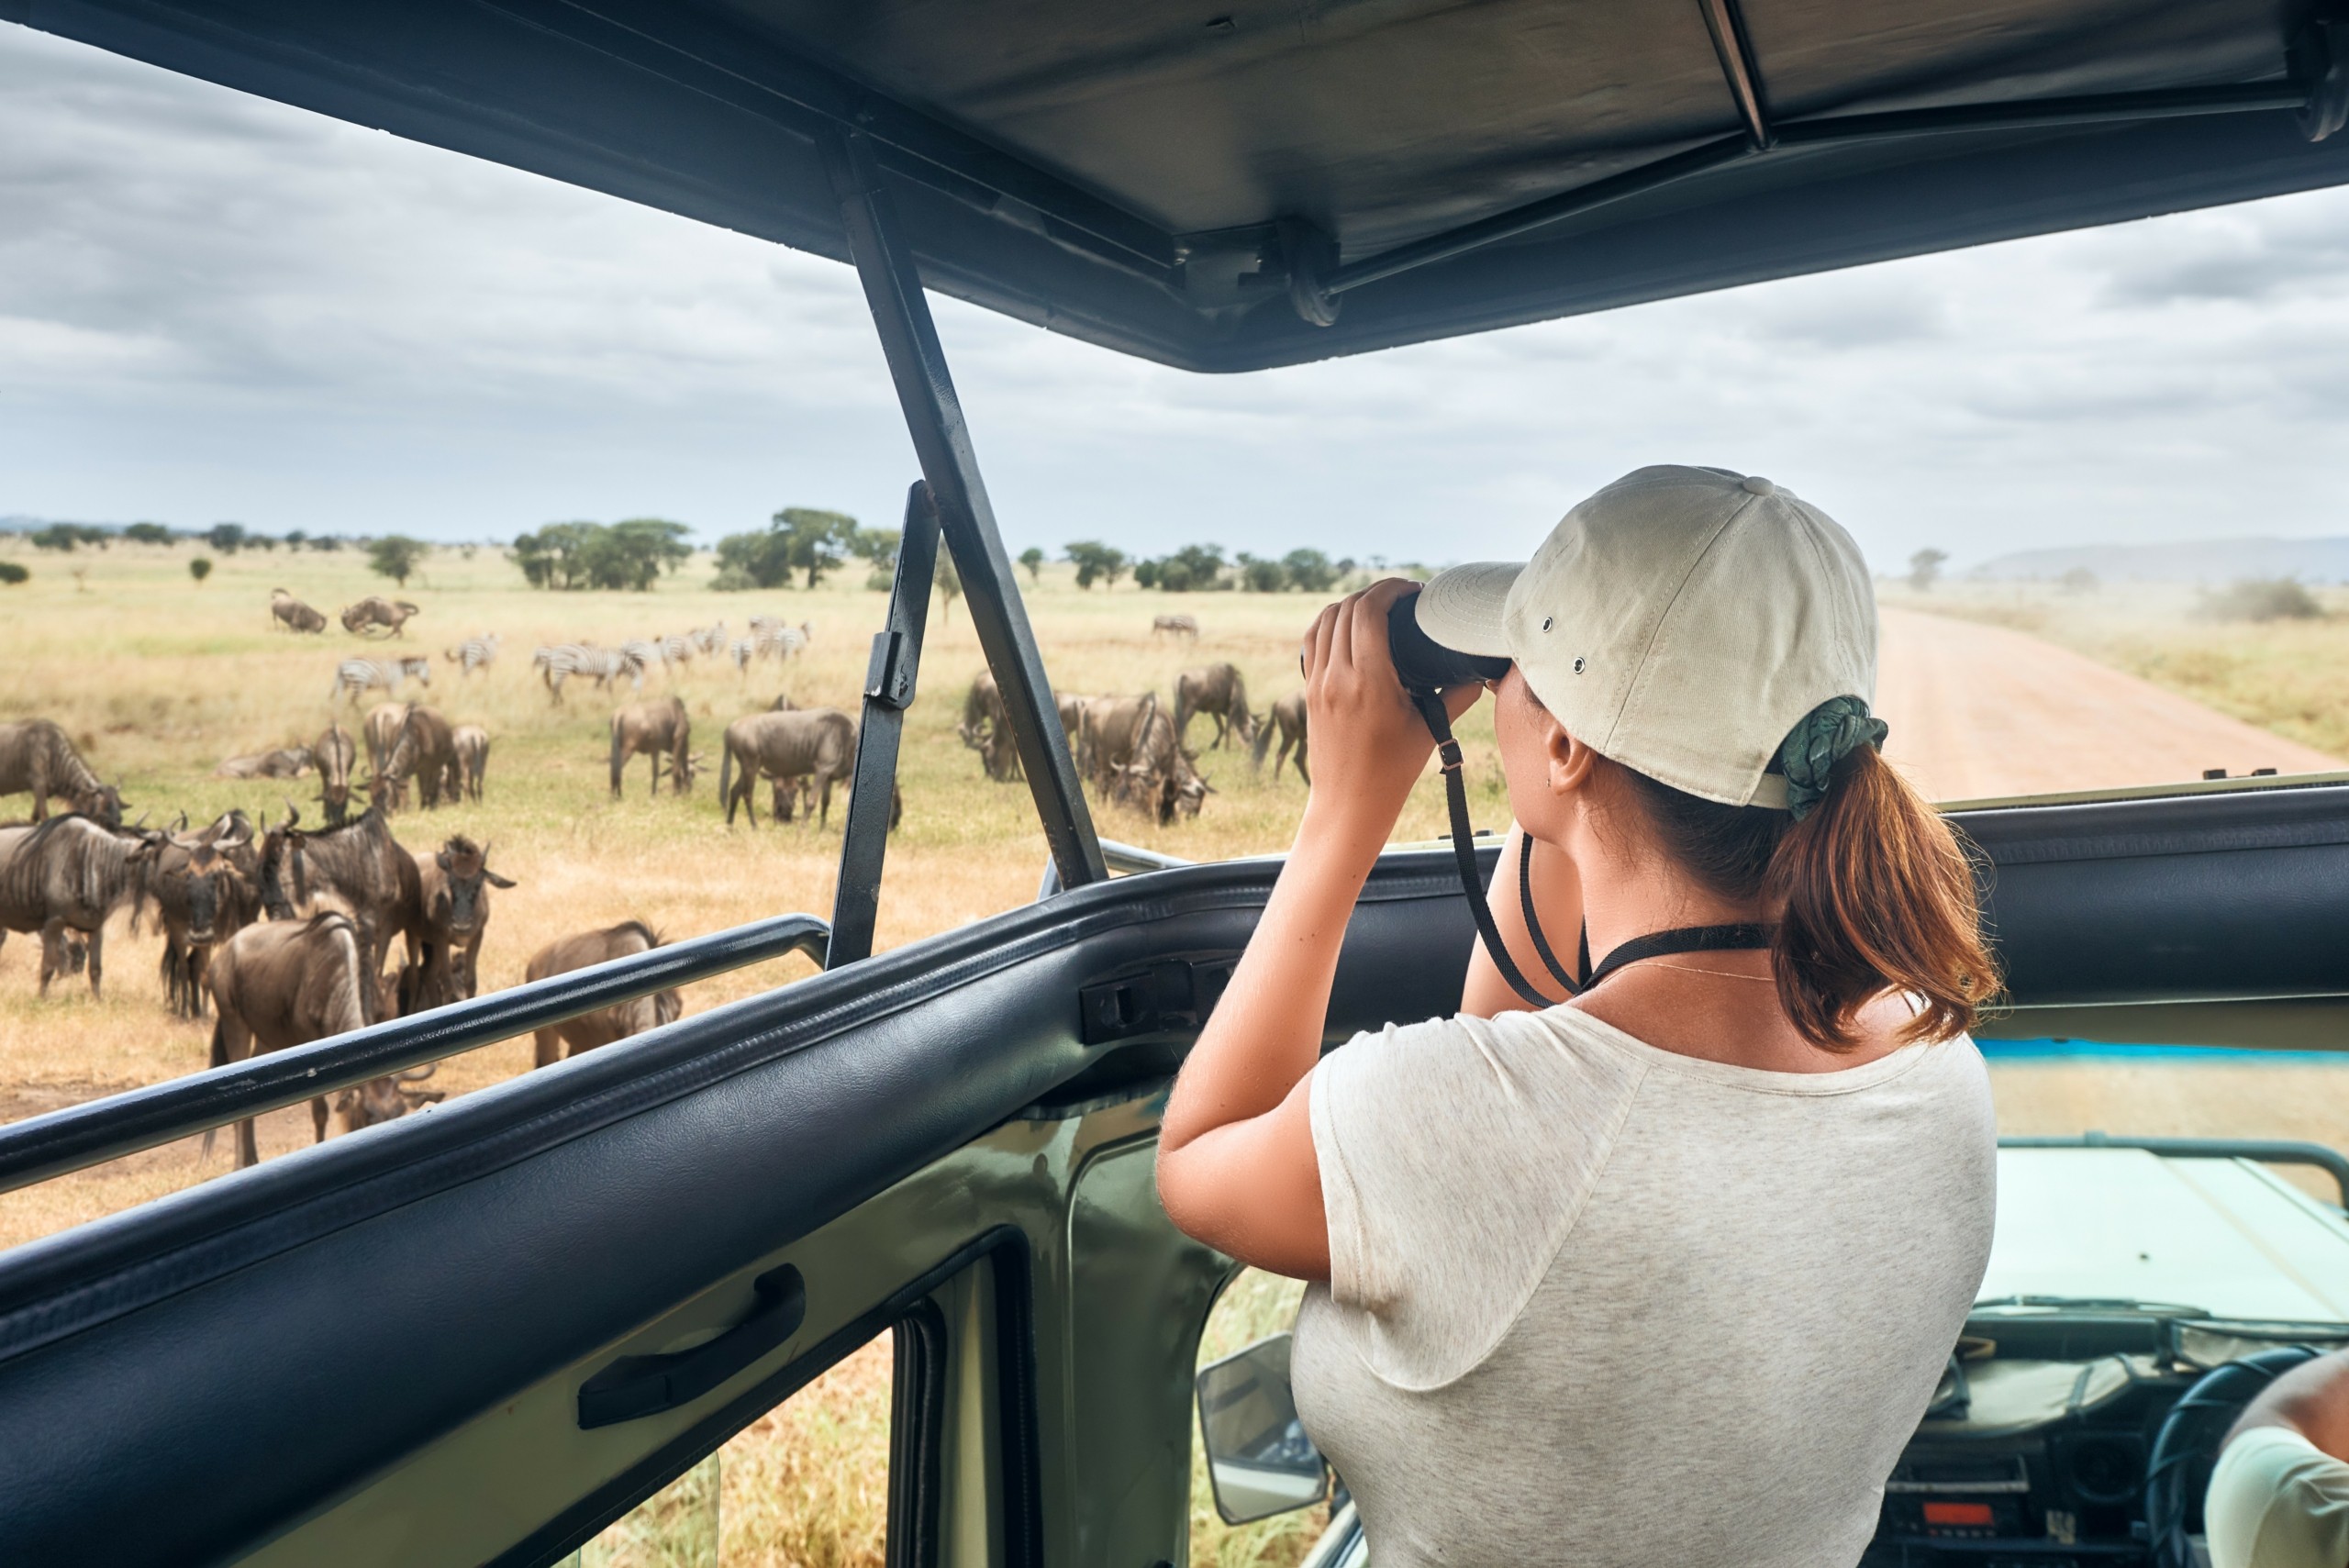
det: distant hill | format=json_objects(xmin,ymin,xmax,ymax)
[{"xmin": 1972, "ymin": 537, "xmax": 2349, "ymax": 584}]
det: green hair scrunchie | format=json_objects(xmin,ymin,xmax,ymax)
[{"xmin": 1779, "ymin": 695, "xmax": 1889, "ymax": 822}]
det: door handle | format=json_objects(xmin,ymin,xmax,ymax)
[{"xmin": 577, "ymin": 1263, "xmax": 807, "ymax": 1429}]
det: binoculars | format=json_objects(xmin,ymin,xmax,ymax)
[{"xmin": 1386, "ymin": 588, "xmax": 1510, "ymax": 697}]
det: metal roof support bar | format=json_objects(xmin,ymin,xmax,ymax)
[
  {"xmin": 825, "ymin": 128, "xmax": 1108, "ymax": 891},
  {"xmin": 1698, "ymin": 0, "xmax": 1774, "ymax": 148},
  {"xmin": 828, "ymin": 481, "xmax": 941, "ymax": 966},
  {"xmin": 1323, "ymin": 80, "xmax": 2309, "ymax": 299},
  {"xmin": 0, "ymin": 912, "xmax": 832, "ymax": 1196}
]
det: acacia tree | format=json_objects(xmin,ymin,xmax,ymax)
[
  {"xmin": 1908, "ymin": 548, "xmax": 1948, "ymax": 593},
  {"xmin": 189, "ymin": 557, "xmax": 213, "ymax": 584},
  {"xmin": 369, "ymin": 534, "xmax": 429, "ymax": 588},
  {"xmin": 1063, "ymin": 539, "xmax": 1127, "ymax": 590},
  {"xmin": 1019, "ymin": 546, "xmax": 1045, "ymax": 584}
]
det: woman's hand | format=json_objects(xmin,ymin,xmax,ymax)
[
  {"xmin": 1155, "ymin": 581, "xmax": 1487, "ymax": 1281},
  {"xmin": 1299, "ymin": 578, "xmax": 1484, "ymax": 851}
]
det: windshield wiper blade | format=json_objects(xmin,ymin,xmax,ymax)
[{"xmin": 1972, "ymin": 1295, "xmax": 2210, "ymax": 1316}]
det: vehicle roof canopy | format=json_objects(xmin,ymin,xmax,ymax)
[{"xmin": 18, "ymin": 0, "xmax": 2349, "ymax": 370}]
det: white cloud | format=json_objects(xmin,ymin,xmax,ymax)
[{"xmin": 3, "ymin": 22, "xmax": 2349, "ymax": 570}]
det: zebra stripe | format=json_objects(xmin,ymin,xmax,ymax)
[
  {"xmin": 328, "ymin": 658, "xmax": 430, "ymax": 703},
  {"xmin": 443, "ymin": 634, "xmax": 499, "ymax": 675}
]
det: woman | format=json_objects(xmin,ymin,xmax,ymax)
[{"xmin": 1156, "ymin": 465, "xmax": 1999, "ymax": 1567}]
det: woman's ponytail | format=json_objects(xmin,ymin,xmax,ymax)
[
  {"xmin": 1619, "ymin": 699, "xmax": 1999, "ymax": 1051},
  {"xmin": 1764, "ymin": 745, "xmax": 1998, "ymax": 1049}
]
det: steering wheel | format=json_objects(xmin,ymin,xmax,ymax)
[{"xmin": 2144, "ymin": 1345, "xmax": 2323, "ymax": 1568}]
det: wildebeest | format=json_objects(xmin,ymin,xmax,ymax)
[
  {"xmin": 315, "ymin": 722, "xmax": 358, "ymax": 825},
  {"xmin": 526, "ymin": 921, "xmax": 684, "ymax": 1068},
  {"xmin": 0, "ymin": 719, "xmax": 124, "ymax": 826},
  {"xmin": 329, "ymin": 656, "xmax": 431, "ymax": 704},
  {"xmin": 372, "ymin": 705, "xmax": 461, "ymax": 813},
  {"xmin": 341, "ymin": 596, "xmax": 421, "ymax": 637},
  {"xmin": 215, "ymin": 746, "xmax": 314, "ymax": 780},
  {"xmin": 256, "ymin": 805, "xmax": 423, "ymax": 1021},
  {"xmin": 610, "ymin": 697, "xmax": 696, "ymax": 798},
  {"xmin": 203, "ymin": 912, "xmax": 372, "ymax": 1167},
  {"xmin": 139, "ymin": 811, "xmax": 258, "ymax": 1018},
  {"xmin": 1174, "ymin": 663, "xmax": 1257, "ymax": 751},
  {"xmin": 719, "ymin": 707, "xmax": 855, "ymax": 827},
  {"xmin": 326, "ymin": 1066, "xmax": 444, "ymax": 1136},
  {"xmin": 1252, "ymin": 690, "xmax": 1309, "ymax": 784},
  {"xmin": 959, "ymin": 672, "xmax": 1022, "ymax": 783},
  {"xmin": 1152, "ymin": 614, "xmax": 1201, "ymax": 640},
  {"xmin": 1110, "ymin": 703, "xmax": 1212, "ymax": 825},
  {"xmin": 1077, "ymin": 694, "xmax": 1162, "ymax": 791},
  {"xmin": 0, "ymin": 814, "xmax": 155, "ymax": 997},
  {"xmin": 452, "ymin": 725, "xmax": 490, "ymax": 803},
  {"xmin": 443, "ymin": 633, "xmax": 499, "ymax": 675},
  {"xmin": 402, "ymin": 834, "xmax": 514, "ymax": 1010},
  {"xmin": 362, "ymin": 702, "xmax": 405, "ymax": 777},
  {"xmin": 269, "ymin": 588, "xmax": 328, "ymax": 634},
  {"xmin": 770, "ymin": 774, "xmax": 900, "ymax": 830}
]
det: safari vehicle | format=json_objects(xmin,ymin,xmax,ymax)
[{"xmin": 3, "ymin": 1, "xmax": 2349, "ymax": 1564}]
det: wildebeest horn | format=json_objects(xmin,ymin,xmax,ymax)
[
  {"xmin": 395, "ymin": 1063, "xmax": 438, "ymax": 1084},
  {"xmin": 280, "ymin": 798, "xmax": 301, "ymax": 828}
]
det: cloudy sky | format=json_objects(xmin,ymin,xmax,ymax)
[{"xmin": 4, "ymin": 24, "xmax": 2347, "ymax": 573}]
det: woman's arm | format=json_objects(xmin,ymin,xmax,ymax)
[
  {"xmin": 1459, "ymin": 826, "xmax": 1586, "ymax": 1018},
  {"xmin": 1156, "ymin": 580, "xmax": 1478, "ymax": 1279}
]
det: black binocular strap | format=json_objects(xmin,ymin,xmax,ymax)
[
  {"xmin": 1409, "ymin": 691, "xmax": 1776, "ymax": 1009},
  {"xmin": 1412, "ymin": 690, "xmax": 1560, "ymax": 1010}
]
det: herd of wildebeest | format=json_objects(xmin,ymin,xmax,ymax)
[{"xmin": 0, "ymin": 586, "xmax": 1308, "ymax": 1171}]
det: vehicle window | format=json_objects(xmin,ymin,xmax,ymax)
[
  {"xmin": 1985, "ymin": 1040, "xmax": 2349, "ymax": 1207},
  {"xmin": 562, "ymin": 1329, "xmax": 894, "ymax": 1568},
  {"xmin": 1194, "ymin": 1268, "xmax": 1329, "ymax": 1568}
]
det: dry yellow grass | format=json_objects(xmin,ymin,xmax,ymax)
[{"xmin": 0, "ymin": 539, "xmax": 1508, "ymax": 1251}]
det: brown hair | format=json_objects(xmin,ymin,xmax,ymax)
[{"xmin": 1620, "ymin": 748, "xmax": 1998, "ymax": 1050}]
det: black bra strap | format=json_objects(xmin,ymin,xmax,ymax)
[{"xmin": 1583, "ymin": 923, "xmax": 1776, "ymax": 991}]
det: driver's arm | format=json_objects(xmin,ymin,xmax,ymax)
[{"xmin": 2206, "ymin": 1351, "xmax": 2349, "ymax": 1568}]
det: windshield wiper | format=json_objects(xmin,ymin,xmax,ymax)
[{"xmin": 1972, "ymin": 1295, "xmax": 2210, "ymax": 1316}]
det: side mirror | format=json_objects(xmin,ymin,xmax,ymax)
[{"xmin": 1196, "ymin": 1331, "xmax": 1328, "ymax": 1525}]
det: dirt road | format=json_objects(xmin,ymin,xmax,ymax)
[{"xmin": 1876, "ymin": 606, "xmax": 2343, "ymax": 802}]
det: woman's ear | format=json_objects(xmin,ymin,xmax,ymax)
[{"xmin": 1546, "ymin": 720, "xmax": 1598, "ymax": 796}]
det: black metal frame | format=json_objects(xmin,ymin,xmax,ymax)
[
  {"xmin": 825, "ymin": 125, "xmax": 1108, "ymax": 892},
  {"xmin": 828, "ymin": 482, "xmax": 941, "ymax": 967}
]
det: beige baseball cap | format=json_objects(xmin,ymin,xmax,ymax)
[{"xmin": 1415, "ymin": 464, "xmax": 1877, "ymax": 810}]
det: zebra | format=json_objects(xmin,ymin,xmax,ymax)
[
  {"xmin": 656, "ymin": 632, "xmax": 696, "ymax": 668},
  {"xmin": 329, "ymin": 657, "xmax": 430, "ymax": 704},
  {"xmin": 690, "ymin": 621, "xmax": 728, "ymax": 657},
  {"xmin": 443, "ymin": 634, "xmax": 499, "ymax": 676},
  {"xmin": 749, "ymin": 617, "xmax": 811, "ymax": 663},
  {"xmin": 532, "ymin": 643, "xmax": 642, "ymax": 703},
  {"xmin": 617, "ymin": 640, "xmax": 661, "ymax": 692},
  {"xmin": 729, "ymin": 638, "xmax": 754, "ymax": 675}
]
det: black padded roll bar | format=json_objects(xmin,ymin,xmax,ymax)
[{"xmin": 0, "ymin": 912, "xmax": 830, "ymax": 1197}]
